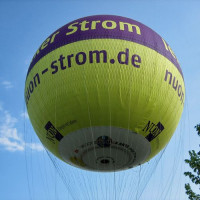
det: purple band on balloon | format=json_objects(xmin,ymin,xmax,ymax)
[{"xmin": 27, "ymin": 15, "xmax": 183, "ymax": 78}]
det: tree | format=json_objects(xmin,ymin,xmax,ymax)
[{"xmin": 184, "ymin": 124, "xmax": 200, "ymax": 200}]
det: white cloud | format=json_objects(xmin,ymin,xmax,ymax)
[
  {"xmin": 0, "ymin": 137, "xmax": 24, "ymax": 151},
  {"xmin": 0, "ymin": 109, "xmax": 43, "ymax": 152},
  {"xmin": 26, "ymin": 142, "xmax": 44, "ymax": 151},
  {"xmin": 21, "ymin": 111, "xmax": 29, "ymax": 119},
  {"xmin": 1, "ymin": 81, "xmax": 13, "ymax": 89},
  {"xmin": 0, "ymin": 111, "xmax": 19, "ymax": 140}
]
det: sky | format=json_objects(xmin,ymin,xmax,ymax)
[{"xmin": 0, "ymin": 0, "xmax": 200, "ymax": 200}]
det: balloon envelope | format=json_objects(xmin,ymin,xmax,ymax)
[{"xmin": 25, "ymin": 15, "xmax": 185, "ymax": 172}]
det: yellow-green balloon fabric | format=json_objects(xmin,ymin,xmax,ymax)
[{"xmin": 25, "ymin": 15, "xmax": 185, "ymax": 172}]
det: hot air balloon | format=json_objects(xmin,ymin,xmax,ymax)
[{"xmin": 25, "ymin": 15, "xmax": 185, "ymax": 172}]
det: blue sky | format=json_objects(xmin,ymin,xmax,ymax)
[{"xmin": 0, "ymin": 1, "xmax": 200, "ymax": 200}]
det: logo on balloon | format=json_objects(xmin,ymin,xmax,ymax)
[
  {"xmin": 45, "ymin": 121, "xmax": 63, "ymax": 144},
  {"xmin": 143, "ymin": 121, "xmax": 165, "ymax": 142}
]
